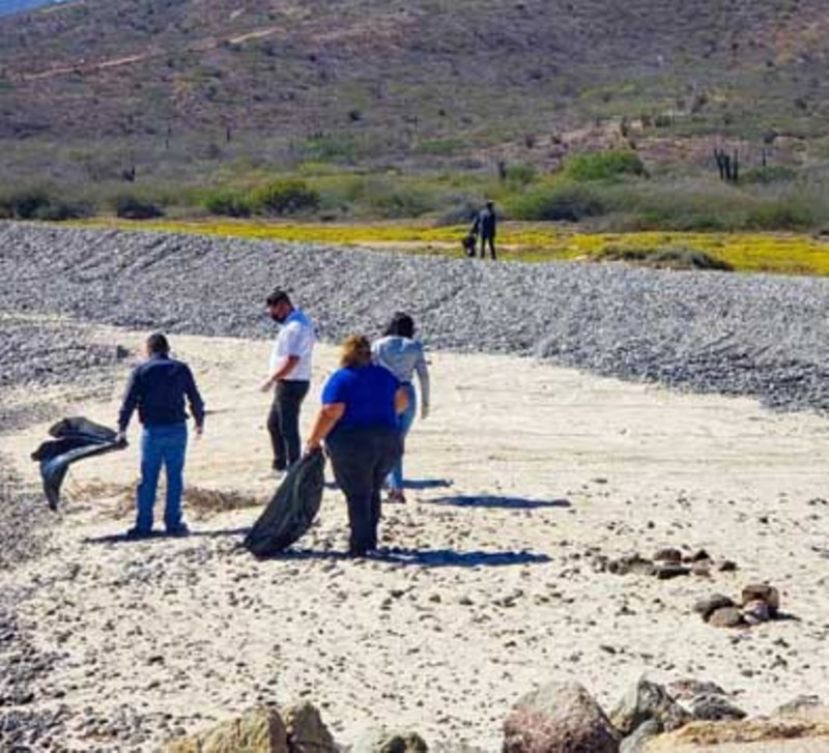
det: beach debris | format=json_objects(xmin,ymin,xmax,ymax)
[
  {"xmin": 351, "ymin": 728, "xmax": 428, "ymax": 753},
  {"xmin": 503, "ymin": 681, "xmax": 620, "ymax": 753},
  {"xmin": 610, "ymin": 677, "xmax": 691, "ymax": 737},
  {"xmin": 775, "ymin": 695, "xmax": 823, "ymax": 717},
  {"xmin": 693, "ymin": 594, "xmax": 736, "ymax": 621},
  {"xmin": 741, "ymin": 584, "xmax": 780, "ymax": 615}
]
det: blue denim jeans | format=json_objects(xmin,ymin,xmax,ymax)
[
  {"xmin": 386, "ymin": 383, "xmax": 416, "ymax": 491},
  {"xmin": 136, "ymin": 423, "xmax": 188, "ymax": 533}
]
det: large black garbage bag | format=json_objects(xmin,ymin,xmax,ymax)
[
  {"xmin": 31, "ymin": 417, "xmax": 126, "ymax": 510},
  {"xmin": 244, "ymin": 448, "xmax": 325, "ymax": 557}
]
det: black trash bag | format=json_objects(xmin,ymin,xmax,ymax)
[
  {"xmin": 244, "ymin": 449, "xmax": 325, "ymax": 557},
  {"xmin": 31, "ymin": 417, "xmax": 127, "ymax": 511}
]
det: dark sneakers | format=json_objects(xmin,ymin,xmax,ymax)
[{"xmin": 166, "ymin": 523, "xmax": 190, "ymax": 538}]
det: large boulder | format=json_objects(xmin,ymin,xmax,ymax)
[
  {"xmin": 351, "ymin": 728, "xmax": 428, "ymax": 753},
  {"xmin": 283, "ymin": 703, "xmax": 336, "ymax": 753},
  {"xmin": 610, "ymin": 678, "xmax": 691, "ymax": 736},
  {"xmin": 503, "ymin": 681, "xmax": 620, "ymax": 753},
  {"xmin": 644, "ymin": 708, "xmax": 829, "ymax": 752},
  {"xmin": 166, "ymin": 706, "xmax": 289, "ymax": 753}
]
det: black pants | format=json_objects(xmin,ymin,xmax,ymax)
[
  {"xmin": 479, "ymin": 234, "xmax": 496, "ymax": 260},
  {"xmin": 327, "ymin": 427, "xmax": 401, "ymax": 555},
  {"xmin": 267, "ymin": 380, "xmax": 310, "ymax": 470}
]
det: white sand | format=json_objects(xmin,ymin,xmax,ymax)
[{"xmin": 2, "ymin": 327, "xmax": 829, "ymax": 750}]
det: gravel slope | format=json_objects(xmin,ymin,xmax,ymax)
[{"xmin": 2, "ymin": 223, "xmax": 829, "ymax": 413}]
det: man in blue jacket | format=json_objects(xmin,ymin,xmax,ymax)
[{"xmin": 117, "ymin": 333, "xmax": 205, "ymax": 538}]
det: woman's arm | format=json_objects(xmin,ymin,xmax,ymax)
[{"xmin": 305, "ymin": 403, "xmax": 346, "ymax": 452}]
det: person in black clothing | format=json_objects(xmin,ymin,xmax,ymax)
[
  {"xmin": 117, "ymin": 333, "xmax": 205, "ymax": 538},
  {"xmin": 471, "ymin": 200, "xmax": 497, "ymax": 260}
]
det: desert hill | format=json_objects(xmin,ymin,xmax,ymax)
[{"xmin": 1, "ymin": 0, "xmax": 829, "ymax": 182}]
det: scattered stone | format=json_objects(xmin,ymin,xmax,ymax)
[
  {"xmin": 684, "ymin": 550, "xmax": 711, "ymax": 563},
  {"xmin": 707, "ymin": 607, "xmax": 745, "ymax": 629},
  {"xmin": 352, "ymin": 728, "xmax": 428, "ymax": 753},
  {"xmin": 607, "ymin": 554, "xmax": 656, "ymax": 577},
  {"xmin": 504, "ymin": 681, "xmax": 620, "ymax": 753},
  {"xmin": 717, "ymin": 560, "xmax": 738, "ymax": 572},
  {"xmin": 610, "ymin": 677, "xmax": 691, "ymax": 737}
]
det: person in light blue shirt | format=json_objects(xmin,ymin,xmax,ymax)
[
  {"xmin": 372, "ymin": 312, "xmax": 430, "ymax": 503},
  {"xmin": 305, "ymin": 335, "xmax": 409, "ymax": 556}
]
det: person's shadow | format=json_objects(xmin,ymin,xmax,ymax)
[
  {"xmin": 428, "ymin": 495, "xmax": 570, "ymax": 510},
  {"xmin": 273, "ymin": 546, "xmax": 550, "ymax": 568}
]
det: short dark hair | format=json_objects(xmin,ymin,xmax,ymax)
[
  {"xmin": 266, "ymin": 289, "xmax": 291, "ymax": 307},
  {"xmin": 146, "ymin": 332, "xmax": 170, "ymax": 355},
  {"xmin": 384, "ymin": 312, "xmax": 415, "ymax": 339}
]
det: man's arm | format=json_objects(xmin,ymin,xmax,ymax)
[
  {"xmin": 184, "ymin": 366, "xmax": 205, "ymax": 435},
  {"xmin": 116, "ymin": 368, "xmax": 141, "ymax": 438},
  {"xmin": 261, "ymin": 355, "xmax": 300, "ymax": 392}
]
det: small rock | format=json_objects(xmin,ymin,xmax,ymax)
[
  {"xmin": 690, "ymin": 562, "xmax": 711, "ymax": 577},
  {"xmin": 667, "ymin": 679, "xmax": 727, "ymax": 700},
  {"xmin": 352, "ymin": 728, "xmax": 428, "ymax": 753},
  {"xmin": 283, "ymin": 702, "xmax": 336, "ymax": 753},
  {"xmin": 687, "ymin": 693, "xmax": 747, "ymax": 721},
  {"xmin": 707, "ymin": 607, "xmax": 745, "ymax": 628},
  {"xmin": 694, "ymin": 594, "xmax": 735, "ymax": 621},
  {"xmin": 684, "ymin": 549, "xmax": 711, "ymax": 563},
  {"xmin": 717, "ymin": 560, "xmax": 738, "ymax": 572},
  {"xmin": 741, "ymin": 584, "xmax": 780, "ymax": 615},
  {"xmin": 655, "ymin": 564, "xmax": 690, "ymax": 580},
  {"xmin": 620, "ymin": 719, "xmax": 662, "ymax": 753},
  {"xmin": 742, "ymin": 599, "xmax": 772, "ymax": 625},
  {"xmin": 610, "ymin": 677, "xmax": 691, "ymax": 736},
  {"xmin": 653, "ymin": 548, "xmax": 682, "ymax": 563},
  {"xmin": 775, "ymin": 695, "xmax": 822, "ymax": 717}
]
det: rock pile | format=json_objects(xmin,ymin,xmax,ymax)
[
  {"xmin": 695, "ymin": 583, "xmax": 782, "ymax": 629},
  {"xmin": 593, "ymin": 547, "xmax": 737, "ymax": 580},
  {"xmin": 503, "ymin": 677, "xmax": 752, "ymax": 753}
]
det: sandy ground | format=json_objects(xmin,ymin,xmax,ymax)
[{"xmin": 2, "ymin": 326, "xmax": 829, "ymax": 751}]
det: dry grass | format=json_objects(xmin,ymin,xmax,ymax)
[{"xmin": 69, "ymin": 479, "xmax": 262, "ymax": 520}]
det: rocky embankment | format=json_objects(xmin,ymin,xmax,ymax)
[{"xmin": 3, "ymin": 223, "xmax": 829, "ymax": 413}]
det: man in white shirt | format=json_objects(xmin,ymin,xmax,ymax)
[{"xmin": 260, "ymin": 289, "xmax": 316, "ymax": 474}]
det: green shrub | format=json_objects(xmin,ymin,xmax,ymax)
[
  {"xmin": 203, "ymin": 188, "xmax": 253, "ymax": 217},
  {"xmin": 114, "ymin": 195, "xmax": 164, "ymax": 220},
  {"xmin": 249, "ymin": 179, "xmax": 320, "ymax": 215},
  {"xmin": 594, "ymin": 246, "xmax": 733, "ymax": 271},
  {"xmin": 508, "ymin": 182, "xmax": 606, "ymax": 222},
  {"xmin": 740, "ymin": 166, "xmax": 798, "ymax": 184},
  {"xmin": 503, "ymin": 164, "xmax": 537, "ymax": 185},
  {"xmin": 565, "ymin": 150, "xmax": 646, "ymax": 182},
  {"xmin": 370, "ymin": 187, "xmax": 437, "ymax": 219},
  {"xmin": 301, "ymin": 135, "xmax": 356, "ymax": 163},
  {"xmin": 0, "ymin": 188, "xmax": 91, "ymax": 221},
  {"xmin": 744, "ymin": 200, "xmax": 817, "ymax": 230}
]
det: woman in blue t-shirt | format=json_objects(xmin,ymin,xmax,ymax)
[{"xmin": 305, "ymin": 335, "xmax": 409, "ymax": 556}]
